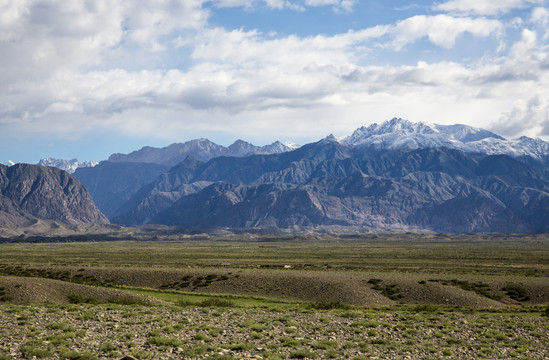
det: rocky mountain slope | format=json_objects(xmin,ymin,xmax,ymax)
[
  {"xmin": 110, "ymin": 139, "xmax": 549, "ymax": 233},
  {"xmin": 0, "ymin": 163, "xmax": 108, "ymax": 226},
  {"xmin": 73, "ymin": 138, "xmax": 298, "ymax": 217},
  {"xmin": 74, "ymin": 162, "xmax": 170, "ymax": 218}
]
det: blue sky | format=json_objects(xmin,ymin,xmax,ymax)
[{"xmin": 1, "ymin": 0, "xmax": 549, "ymax": 164}]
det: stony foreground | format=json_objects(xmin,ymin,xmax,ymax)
[{"xmin": 0, "ymin": 303, "xmax": 547, "ymax": 359}]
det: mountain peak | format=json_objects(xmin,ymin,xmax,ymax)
[
  {"xmin": 322, "ymin": 134, "xmax": 340, "ymax": 143},
  {"xmin": 37, "ymin": 158, "xmax": 98, "ymax": 174}
]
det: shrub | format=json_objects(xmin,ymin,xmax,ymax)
[
  {"xmin": 67, "ymin": 293, "xmax": 100, "ymax": 304},
  {"xmin": 199, "ymin": 298, "xmax": 236, "ymax": 308},
  {"xmin": 147, "ymin": 336, "xmax": 182, "ymax": 347},
  {"xmin": 20, "ymin": 345, "xmax": 52, "ymax": 359},
  {"xmin": 289, "ymin": 350, "xmax": 316, "ymax": 359},
  {"xmin": 502, "ymin": 285, "xmax": 530, "ymax": 302}
]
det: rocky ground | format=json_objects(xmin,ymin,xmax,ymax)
[{"xmin": 0, "ymin": 301, "xmax": 548, "ymax": 359}]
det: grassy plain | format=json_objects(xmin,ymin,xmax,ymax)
[
  {"xmin": 1, "ymin": 233, "xmax": 547, "ymax": 275},
  {"xmin": 0, "ymin": 233, "xmax": 548, "ymax": 359}
]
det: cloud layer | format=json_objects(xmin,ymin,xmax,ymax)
[{"xmin": 1, "ymin": 0, "xmax": 548, "ymax": 161}]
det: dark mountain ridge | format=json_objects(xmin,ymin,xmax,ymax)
[
  {"xmin": 110, "ymin": 141, "xmax": 549, "ymax": 233},
  {"xmin": 0, "ymin": 163, "xmax": 108, "ymax": 226}
]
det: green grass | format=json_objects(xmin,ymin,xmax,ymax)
[
  {"xmin": 0, "ymin": 234, "xmax": 547, "ymax": 277},
  {"xmin": 122, "ymin": 287, "xmax": 301, "ymax": 310}
]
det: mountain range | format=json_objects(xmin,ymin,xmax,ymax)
[
  {"xmin": 73, "ymin": 118, "xmax": 549, "ymax": 233},
  {"xmin": 107, "ymin": 138, "xmax": 298, "ymax": 166},
  {"xmin": 338, "ymin": 118, "xmax": 549, "ymax": 167},
  {"xmin": 107, "ymin": 140, "xmax": 549, "ymax": 233},
  {"xmin": 73, "ymin": 139, "xmax": 298, "ymax": 218},
  {"xmin": 3, "ymin": 118, "xmax": 549, "ymax": 233}
]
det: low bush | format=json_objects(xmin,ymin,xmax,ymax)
[
  {"xmin": 199, "ymin": 298, "xmax": 236, "ymax": 308},
  {"xmin": 502, "ymin": 285, "xmax": 530, "ymax": 302},
  {"xmin": 106, "ymin": 297, "xmax": 150, "ymax": 306}
]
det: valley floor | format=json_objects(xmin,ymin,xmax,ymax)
[{"xmin": 0, "ymin": 233, "xmax": 547, "ymax": 359}]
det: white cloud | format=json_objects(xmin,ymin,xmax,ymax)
[
  {"xmin": 433, "ymin": 0, "xmax": 543, "ymax": 16},
  {"xmin": 0, "ymin": 0, "xmax": 209, "ymax": 84},
  {"xmin": 531, "ymin": 7, "xmax": 549, "ymax": 25},
  {"xmin": 531, "ymin": 7, "xmax": 549, "ymax": 39},
  {"xmin": 211, "ymin": 0, "xmax": 303, "ymax": 11},
  {"xmin": 210, "ymin": 0, "xmax": 355, "ymax": 12},
  {"xmin": 390, "ymin": 15, "xmax": 502, "ymax": 49},
  {"xmin": 305, "ymin": 0, "xmax": 356, "ymax": 13},
  {"xmin": 491, "ymin": 96, "xmax": 549, "ymax": 138},
  {"xmin": 1, "ymin": 0, "xmax": 548, "ymax": 150}
]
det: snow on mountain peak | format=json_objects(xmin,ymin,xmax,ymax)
[
  {"xmin": 339, "ymin": 118, "xmax": 549, "ymax": 165},
  {"xmin": 282, "ymin": 141, "xmax": 300, "ymax": 150},
  {"xmin": 342, "ymin": 118, "xmax": 438, "ymax": 146},
  {"xmin": 38, "ymin": 158, "xmax": 98, "ymax": 173}
]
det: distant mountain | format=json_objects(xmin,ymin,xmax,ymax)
[
  {"xmin": 111, "ymin": 138, "xmax": 549, "ymax": 233},
  {"xmin": 0, "ymin": 163, "xmax": 108, "ymax": 226},
  {"xmin": 76, "ymin": 138, "xmax": 299, "ymax": 217},
  {"xmin": 111, "ymin": 156, "xmax": 211, "ymax": 225},
  {"xmin": 68, "ymin": 118, "xmax": 549, "ymax": 233},
  {"xmin": 108, "ymin": 139, "xmax": 299, "ymax": 166},
  {"xmin": 340, "ymin": 118, "xmax": 549, "ymax": 167},
  {"xmin": 37, "ymin": 158, "xmax": 98, "ymax": 174},
  {"xmin": 73, "ymin": 162, "xmax": 170, "ymax": 218}
]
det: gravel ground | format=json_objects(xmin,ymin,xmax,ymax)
[{"xmin": 0, "ymin": 302, "xmax": 547, "ymax": 359}]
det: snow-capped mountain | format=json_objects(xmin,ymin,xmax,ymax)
[
  {"xmin": 108, "ymin": 139, "xmax": 300, "ymax": 166},
  {"xmin": 38, "ymin": 158, "xmax": 99, "ymax": 174},
  {"xmin": 340, "ymin": 118, "xmax": 549, "ymax": 166},
  {"xmin": 227, "ymin": 140, "xmax": 296, "ymax": 157}
]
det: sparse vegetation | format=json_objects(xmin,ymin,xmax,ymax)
[
  {"xmin": 0, "ymin": 235, "xmax": 547, "ymax": 359},
  {"xmin": 502, "ymin": 284, "xmax": 530, "ymax": 302},
  {"xmin": 367, "ymin": 278, "xmax": 402, "ymax": 300}
]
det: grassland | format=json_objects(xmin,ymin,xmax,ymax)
[{"xmin": 0, "ymin": 233, "xmax": 548, "ymax": 359}]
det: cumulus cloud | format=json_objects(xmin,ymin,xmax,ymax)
[
  {"xmin": 491, "ymin": 96, "xmax": 549, "ymax": 138},
  {"xmin": 305, "ymin": 0, "xmax": 356, "ymax": 13},
  {"xmin": 1, "ymin": 0, "xmax": 548, "ymax": 150},
  {"xmin": 433, "ymin": 0, "xmax": 544, "ymax": 16},
  {"xmin": 390, "ymin": 15, "xmax": 502, "ymax": 49},
  {"xmin": 210, "ymin": 0, "xmax": 354, "ymax": 12}
]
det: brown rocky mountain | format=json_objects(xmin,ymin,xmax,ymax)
[{"xmin": 0, "ymin": 163, "xmax": 108, "ymax": 226}]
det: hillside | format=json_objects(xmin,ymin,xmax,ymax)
[{"xmin": 0, "ymin": 163, "xmax": 108, "ymax": 226}]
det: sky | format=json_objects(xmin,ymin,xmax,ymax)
[{"xmin": 1, "ymin": 0, "xmax": 549, "ymax": 164}]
